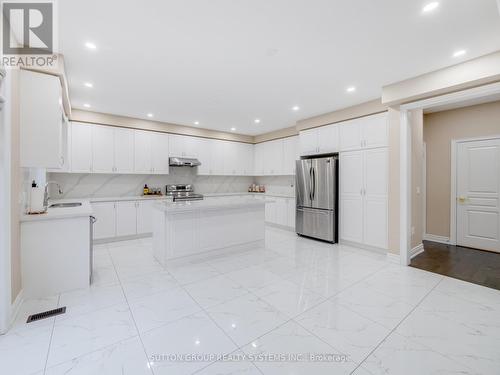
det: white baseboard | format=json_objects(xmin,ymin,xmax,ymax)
[
  {"xmin": 386, "ymin": 252, "xmax": 401, "ymax": 264},
  {"xmin": 9, "ymin": 289, "xmax": 23, "ymax": 327},
  {"xmin": 423, "ymin": 233, "xmax": 451, "ymax": 245},
  {"xmin": 410, "ymin": 243, "xmax": 424, "ymax": 259}
]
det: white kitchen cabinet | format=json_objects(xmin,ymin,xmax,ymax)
[
  {"xmin": 134, "ymin": 130, "xmax": 152, "ymax": 173},
  {"xmin": 71, "ymin": 122, "xmax": 93, "ymax": 173},
  {"xmin": 92, "ymin": 202, "xmax": 116, "ymax": 240},
  {"xmin": 254, "ymin": 143, "xmax": 265, "ymax": 175},
  {"xmin": 210, "ymin": 139, "xmax": 226, "ymax": 175},
  {"xmin": 299, "ymin": 125, "xmax": 339, "ymax": 156},
  {"xmin": 151, "ymin": 132, "xmax": 170, "ymax": 174},
  {"xmin": 241, "ymin": 143, "xmax": 254, "ymax": 176},
  {"xmin": 275, "ymin": 198, "xmax": 288, "ymax": 226},
  {"xmin": 286, "ymin": 198, "xmax": 296, "ymax": 228},
  {"xmin": 339, "ymin": 148, "xmax": 388, "ymax": 249},
  {"xmin": 265, "ymin": 201, "xmax": 277, "ymax": 223},
  {"xmin": 137, "ymin": 200, "xmax": 155, "ymax": 234},
  {"xmin": 116, "ymin": 201, "xmax": 137, "ymax": 237},
  {"xmin": 283, "ymin": 136, "xmax": 299, "ymax": 175},
  {"xmin": 92, "ymin": 125, "xmax": 115, "ymax": 173},
  {"xmin": 169, "ymin": 134, "xmax": 198, "ymax": 158},
  {"xmin": 20, "ymin": 70, "xmax": 65, "ymax": 169},
  {"xmin": 223, "ymin": 141, "xmax": 240, "ymax": 175},
  {"xmin": 196, "ymin": 138, "xmax": 212, "ymax": 175},
  {"xmin": 339, "ymin": 113, "xmax": 387, "ymax": 151},
  {"xmin": 263, "ymin": 139, "xmax": 284, "ymax": 175},
  {"xmin": 114, "ymin": 128, "xmax": 135, "ymax": 173}
]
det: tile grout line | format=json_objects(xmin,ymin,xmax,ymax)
[
  {"xmin": 107, "ymin": 243, "xmax": 156, "ymax": 375},
  {"xmin": 42, "ymin": 293, "xmax": 60, "ymax": 374},
  {"xmin": 348, "ymin": 276, "xmax": 446, "ymax": 375}
]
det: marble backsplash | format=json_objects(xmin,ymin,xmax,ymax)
[{"xmin": 46, "ymin": 168, "xmax": 296, "ymax": 199}]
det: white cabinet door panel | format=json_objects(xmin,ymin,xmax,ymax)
[
  {"xmin": 283, "ymin": 136, "xmax": 299, "ymax": 175},
  {"xmin": 286, "ymin": 198, "xmax": 296, "ymax": 228},
  {"xmin": 114, "ymin": 128, "xmax": 134, "ymax": 173},
  {"xmin": 363, "ymin": 198, "xmax": 388, "ymax": 249},
  {"xmin": 362, "ymin": 113, "xmax": 388, "ymax": 149},
  {"xmin": 151, "ymin": 132, "xmax": 170, "ymax": 174},
  {"xmin": 364, "ymin": 148, "xmax": 388, "ymax": 198},
  {"xmin": 275, "ymin": 198, "xmax": 287, "ymax": 226},
  {"xmin": 340, "ymin": 197, "xmax": 363, "ymax": 243},
  {"xmin": 339, "ymin": 119, "xmax": 362, "ymax": 151},
  {"xmin": 134, "ymin": 130, "xmax": 152, "ymax": 173},
  {"xmin": 137, "ymin": 200, "xmax": 154, "ymax": 234},
  {"xmin": 196, "ymin": 138, "xmax": 212, "ymax": 175},
  {"xmin": 318, "ymin": 125, "xmax": 339, "ymax": 154},
  {"xmin": 340, "ymin": 151, "xmax": 364, "ymax": 196},
  {"xmin": 299, "ymin": 129, "xmax": 318, "ymax": 156},
  {"xmin": 254, "ymin": 143, "xmax": 265, "ymax": 175},
  {"xmin": 92, "ymin": 125, "xmax": 114, "ymax": 173},
  {"xmin": 211, "ymin": 139, "xmax": 226, "ymax": 175},
  {"xmin": 92, "ymin": 202, "xmax": 116, "ymax": 239},
  {"xmin": 71, "ymin": 122, "xmax": 93, "ymax": 173},
  {"xmin": 116, "ymin": 201, "xmax": 137, "ymax": 237},
  {"xmin": 241, "ymin": 143, "xmax": 254, "ymax": 176}
]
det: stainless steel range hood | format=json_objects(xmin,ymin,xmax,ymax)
[{"xmin": 169, "ymin": 157, "xmax": 201, "ymax": 167}]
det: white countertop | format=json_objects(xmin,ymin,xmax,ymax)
[
  {"xmin": 153, "ymin": 196, "xmax": 270, "ymax": 213},
  {"xmin": 20, "ymin": 199, "xmax": 93, "ymax": 222},
  {"xmin": 72, "ymin": 192, "xmax": 294, "ymax": 203}
]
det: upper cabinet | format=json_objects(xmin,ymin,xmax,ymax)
[
  {"xmin": 283, "ymin": 136, "xmax": 299, "ymax": 175},
  {"xmin": 135, "ymin": 130, "xmax": 169, "ymax": 174},
  {"xmin": 20, "ymin": 70, "xmax": 65, "ymax": 169},
  {"xmin": 299, "ymin": 124, "xmax": 339, "ymax": 156},
  {"xmin": 339, "ymin": 112, "xmax": 388, "ymax": 151},
  {"xmin": 169, "ymin": 134, "xmax": 199, "ymax": 158},
  {"xmin": 253, "ymin": 136, "xmax": 297, "ymax": 176},
  {"xmin": 70, "ymin": 122, "xmax": 92, "ymax": 173}
]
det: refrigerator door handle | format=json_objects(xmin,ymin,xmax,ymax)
[
  {"xmin": 312, "ymin": 167, "xmax": 316, "ymax": 201},
  {"xmin": 309, "ymin": 167, "xmax": 313, "ymax": 201}
]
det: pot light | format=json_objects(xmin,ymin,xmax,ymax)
[
  {"xmin": 83, "ymin": 103, "xmax": 91, "ymax": 108},
  {"xmin": 194, "ymin": 121, "xmax": 200, "ymax": 125},
  {"xmin": 230, "ymin": 127, "xmax": 236, "ymax": 132},
  {"xmin": 292, "ymin": 106, "xmax": 300, "ymax": 111},
  {"xmin": 147, "ymin": 113, "xmax": 154, "ymax": 118},
  {"xmin": 84, "ymin": 82, "xmax": 93, "ymax": 88},
  {"xmin": 453, "ymin": 49, "xmax": 467, "ymax": 58},
  {"xmin": 346, "ymin": 86, "xmax": 356, "ymax": 93},
  {"xmin": 254, "ymin": 119, "xmax": 261, "ymax": 124},
  {"xmin": 85, "ymin": 41, "xmax": 97, "ymax": 50},
  {"xmin": 422, "ymin": 2, "xmax": 439, "ymax": 13}
]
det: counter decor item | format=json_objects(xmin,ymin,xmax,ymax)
[{"xmin": 28, "ymin": 180, "xmax": 46, "ymax": 214}]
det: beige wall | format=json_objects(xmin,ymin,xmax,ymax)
[
  {"xmin": 71, "ymin": 109, "xmax": 254, "ymax": 144},
  {"xmin": 296, "ymin": 99, "xmax": 387, "ymax": 131},
  {"xmin": 410, "ymin": 110, "xmax": 424, "ymax": 249},
  {"xmin": 424, "ymin": 100, "xmax": 500, "ymax": 238},
  {"xmin": 387, "ymin": 108, "xmax": 400, "ymax": 254},
  {"xmin": 382, "ymin": 51, "xmax": 500, "ymax": 106},
  {"xmin": 10, "ymin": 70, "xmax": 22, "ymax": 303}
]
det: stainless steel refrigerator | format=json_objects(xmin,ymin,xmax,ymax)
[{"xmin": 295, "ymin": 155, "xmax": 338, "ymax": 243}]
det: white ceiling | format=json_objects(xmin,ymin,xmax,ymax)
[{"xmin": 59, "ymin": 0, "xmax": 500, "ymax": 135}]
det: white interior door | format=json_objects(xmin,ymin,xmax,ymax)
[{"xmin": 456, "ymin": 139, "xmax": 500, "ymax": 253}]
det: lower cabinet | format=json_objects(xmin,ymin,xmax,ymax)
[
  {"xmin": 92, "ymin": 199, "xmax": 162, "ymax": 240},
  {"xmin": 264, "ymin": 197, "xmax": 296, "ymax": 229}
]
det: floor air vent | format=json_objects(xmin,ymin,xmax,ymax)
[{"xmin": 27, "ymin": 307, "xmax": 66, "ymax": 323}]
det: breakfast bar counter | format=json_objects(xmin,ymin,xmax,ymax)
[{"xmin": 152, "ymin": 197, "xmax": 267, "ymax": 263}]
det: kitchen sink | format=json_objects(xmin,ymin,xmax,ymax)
[{"xmin": 49, "ymin": 202, "xmax": 82, "ymax": 208}]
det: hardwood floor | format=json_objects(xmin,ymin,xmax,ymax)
[{"xmin": 411, "ymin": 241, "xmax": 500, "ymax": 291}]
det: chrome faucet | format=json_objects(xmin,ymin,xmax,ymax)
[{"xmin": 44, "ymin": 181, "xmax": 63, "ymax": 208}]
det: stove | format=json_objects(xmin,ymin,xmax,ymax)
[{"xmin": 166, "ymin": 184, "xmax": 204, "ymax": 202}]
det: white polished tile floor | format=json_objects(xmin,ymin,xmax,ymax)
[{"xmin": 2, "ymin": 227, "xmax": 500, "ymax": 375}]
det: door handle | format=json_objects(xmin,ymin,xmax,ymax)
[
  {"xmin": 458, "ymin": 196, "xmax": 467, "ymax": 204},
  {"xmin": 312, "ymin": 167, "xmax": 316, "ymax": 200},
  {"xmin": 309, "ymin": 167, "xmax": 313, "ymax": 201}
]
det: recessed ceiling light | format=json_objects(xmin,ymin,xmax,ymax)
[
  {"xmin": 147, "ymin": 113, "xmax": 154, "ymax": 118},
  {"xmin": 422, "ymin": 2, "xmax": 439, "ymax": 13},
  {"xmin": 254, "ymin": 119, "xmax": 261, "ymax": 124},
  {"xmin": 346, "ymin": 86, "xmax": 356, "ymax": 93},
  {"xmin": 230, "ymin": 127, "xmax": 236, "ymax": 132},
  {"xmin": 194, "ymin": 121, "xmax": 200, "ymax": 125},
  {"xmin": 85, "ymin": 41, "xmax": 97, "ymax": 50},
  {"xmin": 84, "ymin": 82, "xmax": 93, "ymax": 88},
  {"xmin": 83, "ymin": 103, "xmax": 91, "ymax": 108},
  {"xmin": 453, "ymin": 49, "xmax": 467, "ymax": 58},
  {"xmin": 292, "ymin": 106, "xmax": 300, "ymax": 111}
]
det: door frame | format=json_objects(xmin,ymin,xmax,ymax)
[
  {"xmin": 451, "ymin": 135, "xmax": 500, "ymax": 247},
  {"xmin": 399, "ymin": 81, "xmax": 500, "ymax": 265}
]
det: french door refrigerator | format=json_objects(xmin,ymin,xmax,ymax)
[{"xmin": 295, "ymin": 155, "xmax": 338, "ymax": 242}]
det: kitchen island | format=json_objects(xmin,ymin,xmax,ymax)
[{"xmin": 152, "ymin": 197, "xmax": 266, "ymax": 264}]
